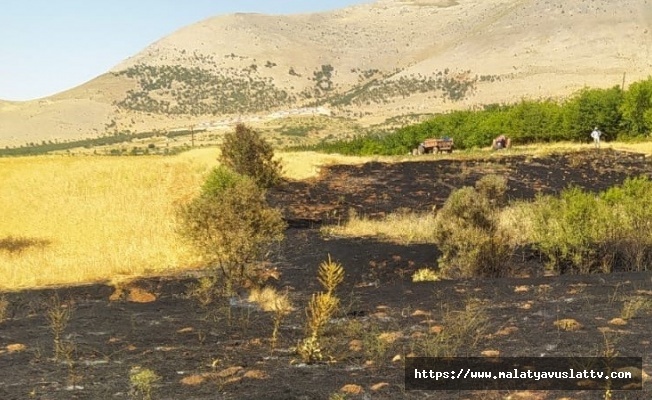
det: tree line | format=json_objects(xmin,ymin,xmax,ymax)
[{"xmin": 311, "ymin": 76, "xmax": 652, "ymax": 155}]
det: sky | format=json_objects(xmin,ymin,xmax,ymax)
[{"xmin": 0, "ymin": 0, "xmax": 372, "ymax": 101}]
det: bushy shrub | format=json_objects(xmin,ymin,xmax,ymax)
[
  {"xmin": 600, "ymin": 177, "xmax": 652, "ymax": 271},
  {"xmin": 200, "ymin": 165, "xmax": 248, "ymax": 197},
  {"xmin": 178, "ymin": 167, "xmax": 286, "ymax": 293},
  {"xmin": 530, "ymin": 177, "xmax": 652, "ymax": 274},
  {"xmin": 474, "ymin": 173, "xmax": 508, "ymax": 207},
  {"xmin": 530, "ymin": 187, "xmax": 612, "ymax": 274},
  {"xmin": 433, "ymin": 175, "xmax": 513, "ymax": 278},
  {"xmin": 219, "ymin": 124, "xmax": 282, "ymax": 188}
]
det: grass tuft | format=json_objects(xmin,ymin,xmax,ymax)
[
  {"xmin": 0, "ymin": 296, "xmax": 8, "ymax": 323},
  {"xmin": 322, "ymin": 209, "xmax": 437, "ymax": 245},
  {"xmin": 412, "ymin": 268, "xmax": 440, "ymax": 282}
]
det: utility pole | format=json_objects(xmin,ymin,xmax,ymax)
[{"xmin": 621, "ymin": 72, "xmax": 626, "ymax": 91}]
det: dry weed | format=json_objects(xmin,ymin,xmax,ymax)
[
  {"xmin": 322, "ymin": 209, "xmax": 437, "ymax": 244},
  {"xmin": 318, "ymin": 255, "xmax": 345, "ymax": 294},
  {"xmin": 412, "ymin": 268, "xmax": 440, "ymax": 282},
  {"xmin": 0, "ymin": 296, "xmax": 8, "ymax": 323},
  {"xmin": 45, "ymin": 294, "xmax": 74, "ymax": 360},
  {"xmin": 413, "ymin": 298, "xmax": 489, "ymax": 357},
  {"xmin": 621, "ymin": 296, "xmax": 652, "ymax": 320},
  {"xmin": 248, "ymin": 287, "xmax": 293, "ymax": 314}
]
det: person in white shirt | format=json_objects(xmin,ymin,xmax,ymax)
[{"xmin": 590, "ymin": 127, "xmax": 602, "ymax": 148}]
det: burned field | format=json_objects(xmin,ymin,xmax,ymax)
[
  {"xmin": 269, "ymin": 149, "xmax": 650, "ymax": 223},
  {"xmin": 1, "ymin": 149, "xmax": 651, "ymax": 400}
]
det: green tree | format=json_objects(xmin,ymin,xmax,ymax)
[
  {"xmin": 220, "ymin": 124, "xmax": 283, "ymax": 188},
  {"xmin": 563, "ymin": 86, "xmax": 623, "ymax": 141},
  {"xmin": 620, "ymin": 76, "xmax": 652, "ymax": 136},
  {"xmin": 507, "ymin": 100, "xmax": 563, "ymax": 143}
]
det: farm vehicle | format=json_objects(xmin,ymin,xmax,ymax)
[
  {"xmin": 413, "ymin": 137, "xmax": 454, "ymax": 155},
  {"xmin": 492, "ymin": 135, "xmax": 511, "ymax": 150}
]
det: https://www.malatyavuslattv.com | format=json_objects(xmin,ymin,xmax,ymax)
[{"xmin": 405, "ymin": 357, "xmax": 643, "ymax": 391}]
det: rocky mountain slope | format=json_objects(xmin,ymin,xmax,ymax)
[{"xmin": 1, "ymin": 0, "xmax": 650, "ymax": 147}]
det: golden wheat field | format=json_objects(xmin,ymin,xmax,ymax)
[
  {"xmin": 0, "ymin": 148, "xmax": 381, "ymax": 290},
  {"xmin": 0, "ymin": 154, "xmax": 208, "ymax": 290}
]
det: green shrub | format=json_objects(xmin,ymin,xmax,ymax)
[
  {"xmin": 129, "ymin": 367, "xmax": 160, "ymax": 400},
  {"xmin": 178, "ymin": 168, "xmax": 286, "ymax": 293},
  {"xmin": 474, "ymin": 173, "xmax": 508, "ymax": 207},
  {"xmin": 601, "ymin": 177, "xmax": 652, "ymax": 271},
  {"xmin": 219, "ymin": 124, "xmax": 283, "ymax": 188},
  {"xmin": 200, "ymin": 165, "xmax": 248, "ymax": 197},
  {"xmin": 530, "ymin": 188, "xmax": 612, "ymax": 274},
  {"xmin": 530, "ymin": 177, "xmax": 652, "ymax": 274},
  {"xmin": 433, "ymin": 175, "xmax": 513, "ymax": 278}
]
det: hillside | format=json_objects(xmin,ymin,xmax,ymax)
[{"xmin": 1, "ymin": 0, "xmax": 651, "ymax": 147}]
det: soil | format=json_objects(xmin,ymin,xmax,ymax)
[{"xmin": 1, "ymin": 149, "xmax": 651, "ymax": 400}]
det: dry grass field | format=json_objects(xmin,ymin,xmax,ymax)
[
  {"xmin": 0, "ymin": 148, "xmax": 392, "ymax": 290},
  {"xmin": 322, "ymin": 209, "xmax": 438, "ymax": 245},
  {"xmin": 0, "ymin": 155, "xmax": 208, "ymax": 290},
  {"xmin": 1, "ymin": 141, "xmax": 650, "ymax": 291}
]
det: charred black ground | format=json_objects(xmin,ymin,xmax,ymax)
[{"xmin": 1, "ymin": 149, "xmax": 651, "ymax": 400}]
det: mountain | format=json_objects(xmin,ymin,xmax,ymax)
[{"xmin": 1, "ymin": 0, "xmax": 651, "ymax": 147}]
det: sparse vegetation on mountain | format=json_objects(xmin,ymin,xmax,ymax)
[
  {"xmin": 319, "ymin": 69, "xmax": 481, "ymax": 108},
  {"xmin": 113, "ymin": 62, "xmax": 482, "ymax": 119},
  {"xmin": 313, "ymin": 64, "xmax": 335, "ymax": 92},
  {"xmin": 114, "ymin": 64, "xmax": 295, "ymax": 115}
]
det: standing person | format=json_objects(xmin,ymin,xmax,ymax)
[{"xmin": 590, "ymin": 127, "xmax": 602, "ymax": 148}]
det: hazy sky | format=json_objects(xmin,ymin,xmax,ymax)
[{"xmin": 0, "ymin": 0, "xmax": 371, "ymax": 101}]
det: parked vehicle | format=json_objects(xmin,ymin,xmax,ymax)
[{"xmin": 414, "ymin": 137, "xmax": 454, "ymax": 154}]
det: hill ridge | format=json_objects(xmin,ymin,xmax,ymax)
[{"xmin": 1, "ymin": 0, "xmax": 650, "ymax": 147}]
